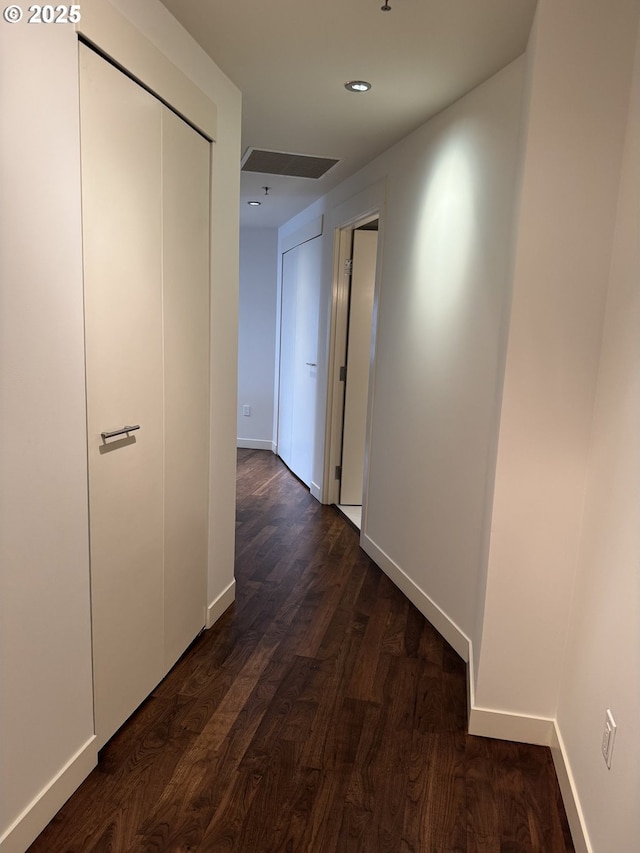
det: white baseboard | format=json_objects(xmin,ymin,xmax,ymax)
[
  {"xmin": 0, "ymin": 736, "xmax": 97, "ymax": 853},
  {"xmin": 271, "ymin": 442, "xmax": 277, "ymax": 455},
  {"xmin": 206, "ymin": 579, "xmax": 236, "ymax": 628},
  {"xmin": 468, "ymin": 706, "xmax": 555, "ymax": 746},
  {"xmin": 310, "ymin": 481, "xmax": 321, "ymax": 502},
  {"xmin": 361, "ymin": 533, "xmax": 470, "ymax": 661},
  {"xmin": 236, "ymin": 439, "xmax": 273, "ymax": 450},
  {"xmin": 550, "ymin": 724, "xmax": 592, "ymax": 853},
  {"xmin": 466, "ymin": 663, "xmax": 555, "ymax": 746}
]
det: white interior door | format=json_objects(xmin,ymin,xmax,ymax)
[
  {"xmin": 80, "ymin": 45, "xmax": 165, "ymax": 746},
  {"xmin": 80, "ymin": 45, "xmax": 210, "ymax": 747},
  {"xmin": 340, "ymin": 229, "xmax": 377, "ymax": 505},
  {"xmin": 277, "ymin": 250, "xmax": 297, "ymax": 471},
  {"xmin": 278, "ymin": 237, "xmax": 321, "ymax": 486}
]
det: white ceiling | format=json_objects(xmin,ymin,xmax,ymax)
[{"xmin": 159, "ymin": 0, "xmax": 537, "ymax": 228}]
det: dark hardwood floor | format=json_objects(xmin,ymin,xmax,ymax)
[{"xmin": 29, "ymin": 448, "xmax": 574, "ymax": 852}]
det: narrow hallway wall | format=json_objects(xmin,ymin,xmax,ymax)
[
  {"xmin": 555, "ymin": 17, "xmax": 640, "ymax": 852},
  {"xmin": 476, "ymin": 0, "xmax": 640, "ymax": 725},
  {"xmin": 238, "ymin": 228, "xmax": 278, "ymax": 449},
  {"xmin": 0, "ymin": 21, "xmax": 95, "ymax": 849}
]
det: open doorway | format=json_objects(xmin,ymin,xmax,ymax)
[{"xmin": 325, "ymin": 215, "xmax": 379, "ymax": 530}]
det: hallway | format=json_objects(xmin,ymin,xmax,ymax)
[{"xmin": 29, "ymin": 449, "xmax": 574, "ymax": 852}]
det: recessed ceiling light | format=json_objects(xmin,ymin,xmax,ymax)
[
  {"xmin": 344, "ymin": 80, "xmax": 372, "ymax": 93},
  {"xmin": 247, "ymin": 200, "xmax": 261, "ymax": 206}
]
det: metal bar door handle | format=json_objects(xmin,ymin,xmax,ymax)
[{"xmin": 100, "ymin": 424, "xmax": 141, "ymax": 440}]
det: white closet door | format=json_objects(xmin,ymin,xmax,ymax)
[
  {"xmin": 80, "ymin": 45, "xmax": 165, "ymax": 747},
  {"xmin": 162, "ymin": 109, "xmax": 210, "ymax": 671},
  {"xmin": 81, "ymin": 45, "xmax": 211, "ymax": 747},
  {"xmin": 278, "ymin": 237, "xmax": 321, "ymax": 487}
]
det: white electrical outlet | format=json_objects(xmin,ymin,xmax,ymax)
[
  {"xmin": 602, "ymin": 709, "xmax": 617, "ymax": 769},
  {"xmin": 243, "ymin": 404, "xmax": 251, "ymax": 417}
]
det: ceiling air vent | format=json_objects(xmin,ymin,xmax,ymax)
[{"xmin": 241, "ymin": 148, "xmax": 340, "ymax": 180}]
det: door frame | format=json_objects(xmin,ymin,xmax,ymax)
[
  {"xmin": 322, "ymin": 201, "xmax": 384, "ymax": 526},
  {"xmin": 339, "ymin": 226, "xmax": 379, "ymax": 506}
]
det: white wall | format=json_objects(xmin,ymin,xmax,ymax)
[
  {"xmin": 0, "ymin": 25, "xmax": 95, "ymax": 850},
  {"xmin": 0, "ymin": 2, "xmax": 241, "ymax": 849},
  {"xmin": 555, "ymin": 18, "xmax": 640, "ymax": 853},
  {"xmin": 238, "ymin": 228, "xmax": 278, "ymax": 449},
  {"xmin": 0, "ymin": 22, "xmax": 96, "ymax": 852},
  {"xmin": 362, "ymin": 60, "xmax": 525, "ymax": 649},
  {"xmin": 475, "ymin": 0, "xmax": 639, "ymax": 727}
]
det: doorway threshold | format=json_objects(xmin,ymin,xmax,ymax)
[{"xmin": 336, "ymin": 504, "xmax": 362, "ymax": 531}]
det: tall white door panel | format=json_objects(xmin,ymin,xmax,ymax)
[
  {"xmin": 80, "ymin": 46, "xmax": 165, "ymax": 746},
  {"xmin": 162, "ymin": 109, "xmax": 210, "ymax": 671},
  {"xmin": 80, "ymin": 45, "xmax": 210, "ymax": 747},
  {"xmin": 278, "ymin": 237, "xmax": 321, "ymax": 487},
  {"xmin": 277, "ymin": 249, "xmax": 297, "ymax": 472}
]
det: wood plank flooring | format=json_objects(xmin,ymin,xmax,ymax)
[{"xmin": 28, "ymin": 448, "xmax": 575, "ymax": 852}]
